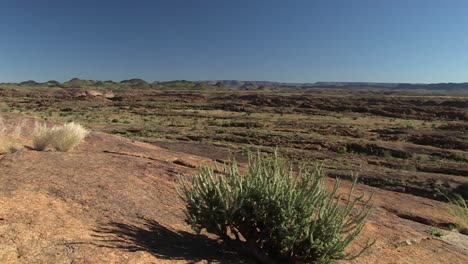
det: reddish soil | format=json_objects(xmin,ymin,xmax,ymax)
[
  {"xmin": 0, "ymin": 115, "xmax": 467, "ymax": 263},
  {"xmin": 1, "ymin": 87, "xmax": 467, "ymax": 203}
]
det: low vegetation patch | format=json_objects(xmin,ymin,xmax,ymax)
[
  {"xmin": 32, "ymin": 122, "xmax": 52, "ymax": 151},
  {"xmin": 426, "ymin": 227, "xmax": 445, "ymax": 237},
  {"xmin": 346, "ymin": 142, "xmax": 411, "ymax": 159},
  {"xmin": 32, "ymin": 122, "xmax": 89, "ymax": 152},
  {"xmin": 178, "ymin": 151, "xmax": 374, "ymax": 264},
  {"xmin": 0, "ymin": 117, "xmax": 24, "ymax": 154},
  {"xmin": 447, "ymin": 194, "xmax": 468, "ymax": 230},
  {"xmin": 0, "ymin": 136, "xmax": 21, "ymax": 154}
]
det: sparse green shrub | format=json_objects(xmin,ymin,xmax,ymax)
[
  {"xmin": 450, "ymin": 152, "xmax": 467, "ymax": 162},
  {"xmin": 50, "ymin": 122, "xmax": 89, "ymax": 152},
  {"xmin": 332, "ymin": 145, "xmax": 347, "ymax": 154},
  {"xmin": 426, "ymin": 227, "xmax": 444, "ymax": 237},
  {"xmin": 382, "ymin": 150, "xmax": 393, "ymax": 158},
  {"xmin": 178, "ymin": 151, "xmax": 374, "ymax": 264},
  {"xmin": 0, "ymin": 102, "xmax": 9, "ymax": 112},
  {"xmin": 355, "ymin": 131, "xmax": 365, "ymax": 138},
  {"xmin": 346, "ymin": 142, "xmax": 411, "ymax": 159}
]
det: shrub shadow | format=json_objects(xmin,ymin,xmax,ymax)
[{"xmin": 92, "ymin": 218, "xmax": 241, "ymax": 263}]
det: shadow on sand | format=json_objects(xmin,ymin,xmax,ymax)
[{"xmin": 92, "ymin": 218, "xmax": 242, "ymax": 263}]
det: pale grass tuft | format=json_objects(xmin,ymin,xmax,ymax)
[
  {"xmin": 447, "ymin": 194, "xmax": 468, "ymax": 230},
  {"xmin": 0, "ymin": 136, "xmax": 19, "ymax": 154},
  {"xmin": 0, "ymin": 116, "xmax": 24, "ymax": 154},
  {"xmin": 0, "ymin": 116, "xmax": 5, "ymax": 135},
  {"xmin": 32, "ymin": 122, "xmax": 53, "ymax": 151},
  {"xmin": 50, "ymin": 122, "xmax": 89, "ymax": 152}
]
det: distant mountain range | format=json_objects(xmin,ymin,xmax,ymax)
[
  {"xmin": 2, "ymin": 78, "xmax": 468, "ymax": 91},
  {"xmin": 203, "ymin": 80, "xmax": 468, "ymax": 91}
]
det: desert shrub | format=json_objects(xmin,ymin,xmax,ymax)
[
  {"xmin": 0, "ymin": 117, "xmax": 24, "ymax": 154},
  {"xmin": 32, "ymin": 122, "xmax": 53, "ymax": 150},
  {"xmin": 426, "ymin": 227, "xmax": 445, "ymax": 237},
  {"xmin": 354, "ymin": 131, "xmax": 365, "ymax": 138},
  {"xmin": 450, "ymin": 152, "xmax": 467, "ymax": 162},
  {"xmin": 447, "ymin": 194, "xmax": 468, "ymax": 230},
  {"xmin": 178, "ymin": 151, "xmax": 374, "ymax": 264},
  {"xmin": 49, "ymin": 122, "xmax": 89, "ymax": 152},
  {"xmin": 0, "ymin": 133, "xmax": 20, "ymax": 154},
  {"xmin": 0, "ymin": 102, "xmax": 9, "ymax": 112}
]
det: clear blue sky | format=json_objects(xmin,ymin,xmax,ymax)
[{"xmin": 1, "ymin": 0, "xmax": 467, "ymax": 83}]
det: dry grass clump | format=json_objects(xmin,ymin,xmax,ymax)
[
  {"xmin": 32, "ymin": 122, "xmax": 53, "ymax": 151},
  {"xmin": 50, "ymin": 122, "xmax": 89, "ymax": 151},
  {"xmin": 0, "ymin": 117, "xmax": 24, "ymax": 154},
  {"xmin": 32, "ymin": 122, "xmax": 89, "ymax": 152},
  {"xmin": 447, "ymin": 194, "xmax": 468, "ymax": 230},
  {"xmin": 0, "ymin": 134, "xmax": 19, "ymax": 154}
]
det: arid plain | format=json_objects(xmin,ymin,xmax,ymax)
[{"xmin": 0, "ymin": 81, "xmax": 467, "ymax": 263}]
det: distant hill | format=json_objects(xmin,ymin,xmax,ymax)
[
  {"xmin": 19, "ymin": 80, "xmax": 41, "ymax": 86},
  {"xmin": 202, "ymin": 81, "xmax": 468, "ymax": 91},
  {"xmin": 2, "ymin": 79, "xmax": 468, "ymax": 91},
  {"xmin": 118, "ymin": 79, "xmax": 150, "ymax": 89},
  {"xmin": 394, "ymin": 82, "xmax": 468, "ymax": 91}
]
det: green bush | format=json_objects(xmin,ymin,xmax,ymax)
[
  {"xmin": 426, "ymin": 227, "xmax": 445, "ymax": 237},
  {"xmin": 178, "ymin": 151, "xmax": 374, "ymax": 263}
]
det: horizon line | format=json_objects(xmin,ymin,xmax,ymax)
[{"xmin": 1, "ymin": 78, "xmax": 468, "ymax": 85}]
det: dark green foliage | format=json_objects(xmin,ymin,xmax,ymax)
[
  {"xmin": 426, "ymin": 227, "xmax": 444, "ymax": 237},
  {"xmin": 178, "ymin": 152, "xmax": 374, "ymax": 264},
  {"xmin": 450, "ymin": 152, "xmax": 467, "ymax": 162},
  {"xmin": 454, "ymin": 182, "xmax": 468, "ymax": 200},
  {"xmin": 346, "ymin": 142, "xmax": 411, "ymax": 159}
]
